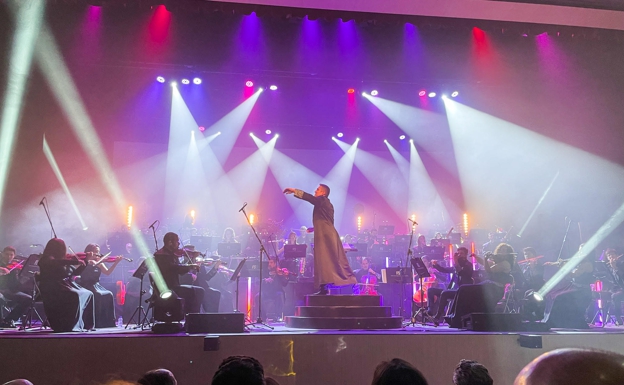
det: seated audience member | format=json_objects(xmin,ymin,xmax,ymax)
[
  {"xmin": 2, "ymin": 380, "xmax": 34, "ymax": 385},
  {"xmin": 211, "ymin": 355, "xmax": 265, "ymax": 385},
  {"xmin": 138, "ymin": 369, "xmax": 177, "ymax": 385},
  {"xmin": 453, "ymin": 360, "xmax": 493, "ymax": 385},
  {"xmin": 371, "ymin": 358, "xmax": 428, "ymax": 385},
  {"xmin": 514, "ymin": 348, "xmax": 624, "ymax": 385}
]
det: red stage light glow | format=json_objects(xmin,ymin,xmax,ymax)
[
  {"xmin": 347, "ymin": 88, "xmax": 355, "ymax": 94},
  {"xmin": 418, "ymin": 90, "xmax": 426, "ymax": 97}
]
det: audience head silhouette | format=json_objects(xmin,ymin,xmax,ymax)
[
  {"xmin": 514, "ymin": 348, "xmax": 624, "ymax": 385},
  {"xmin": 138, "ymin": 368, "xmax": 177, "ymax": 385},
  {"xmin": 371, "ymin": 358, "xmax": 428, "ymax": 385},
  {"xmin": 211, "ymin": 355, "xmax": 265, "ymax": 385},
  {"xmin": 2, "ymin": 380, "xmax": 34, "ymax": 385},
  {"xmin": 453, "ymin": 359, "xmax": 493, "ymax": 385}
]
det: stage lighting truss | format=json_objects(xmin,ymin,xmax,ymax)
[{"xmin": 156, "ymin": 76, "xmax": 202, "ymax": 85}]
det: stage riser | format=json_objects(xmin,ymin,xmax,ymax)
[
  {"xmin": 285, "ymin": 316, "xmax": 403, "ymax": 329},
  {"xmin": 295, "ymin": 306, "xmax": 392, "ymax": 317},
  {"xmin": 305, "ymin": 295, "xmax": 382, "ymax": 306},
  {"xmin": 3, "ymin": 333, "xmax": 624, "ymax": 385}
]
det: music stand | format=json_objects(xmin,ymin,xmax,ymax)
[
  {"xmin": 409, "ymin": 257, "xmax": 436, "ymax": 326},
  {"xmin": 229, "ymin": 258, "xmax": 247, "ymax": 314},
  {"xmin": 378, "ymin": 225, "xmax": 395, "ymax": 236},
  {"xmin": 125, "ymin": 261, "xmax": 149, "ymax": 329},
  {"xmin": 18, "ymin": 254, "xmax": 45, "ymax": 330},
  {"xmin": 284, "ymin": 245, "xmax": 306, "ymax": 259},
  {"xmin": 218, "ymin": 243, "xmax": 242, "ymax": 258}
]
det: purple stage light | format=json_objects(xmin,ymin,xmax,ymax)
[
  {"xmin": 428, "ymin": 92, "xmax": 436, "ymax": 98},
  {"xmin": 198, "ymin": 126, "xmax": 206, "ymax": 132},
  {"xmin": 399, "ymin": 135, "xmax": 406, "ymax": 140},
  {"xmin": 181, "ymin": 79, "xmax": 190, "ymax": 85},
  {"xmin": 451, "ymin": 91, "xmax": 459, "ymax": 97},
  {"xmin": 193, "ymin": 78, "xmax": 202, "ymax": 85},
  {"xmin": 418, "ymin": 90, "xmax": 426, "ymax": 97},
  {"xmin": 156, "ymin": 76, "xmax": 165, "ymax": 83},
  {"xmin": 269, "ymin": 85, "xmax": 278, "ymax": 90},
  {"xmin": 245, "ymin": 81, "xmax": 254, "ymax": 87},
  {"xmin": 337, "ymin": 132, "xmax": 344, "ymax": 138},
  {"xmin": 265, "ymin": 129, "xmax": 272, "ymax": 135},
  {"xmin": 371, "ymin": 90, "xmax": 378, "ymax": 96}
]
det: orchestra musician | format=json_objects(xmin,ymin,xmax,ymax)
[
  {"xmin": 277, "ymin": 232, "xmax": 298, "ymax": 257},
  {"xmin": 426, "ymin": 247, "xmax": 474, "ymax": 323},
  {"xmin": 521, "ymin": 247, "xmax": 545, "ymax": 293},
  {"xmin": 222, "ymin": 227, "xmax": 239, "ymax": 243},
  {"xmin": 195, "ymin": 257, "xmax": 223, "ymax": 313},
  {"xmin": 0, "ymin": 246, "xmax": 31, "ymax": 328},
  {"xmin": 354, "ymin": 257, "xmax": 381, "ymax": 295},
  {"xmin": 256, "ymin": 258, "xmax": 290, "ymax": 320},
  {"xmin": 481, "ymin": 243, "xmax": 516, "ymax": 299},
  {"xmin": 78, "ymin": 244, "xmax": 122, "ymax": 328},
  {"xmin": 284, "ymin": 184, "xmax": 357, "ymax": 295},
  {"xmin": 153, "ymin": 232, "xmax": 205, "ymax": 314},
  {"xmin": 605, "ymin": 249, "xmax": 624, "ymax": 325},
  {"xmin": 38, "ymin": 238, "xmax": 95, "ymax": 332},
  {"xmin": 297, "ymin": 226, "xmax": 310, "ymax": 246}
]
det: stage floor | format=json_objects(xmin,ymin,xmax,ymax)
[{"xmin": 2, "ymin": 322, "xmax": 624, "ymax": 384}]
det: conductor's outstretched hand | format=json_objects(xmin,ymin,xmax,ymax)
[{"xmin": 283, "ymin": 188, "xmax": 295, "ymax": 194}]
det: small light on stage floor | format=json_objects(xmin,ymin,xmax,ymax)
[
  {"xmin": 198, "ymin": 126, "xmax": 206, "ymax": 132},
  {"xmin": 156, "ymin": 76, "xmax": 165, "ymax": 83},
  {"xmin": 399, "ymin": 135, "xmax": 406, "ymax": 140},
  {"xmin": 371, "ymin": 90, "xmax": 378, "ymax": 96},
  {"xmin": 245, "ymin": 81, "xmax": 254, "ymax": 87},
  {"xmin": 347, "ymin": 88, "xmax": 355, "ymax": 94},
  {"xmin": 265, "ymin": 129, "xmax": 272, "ymax": 135},
  {"xmin": 451, "ymin": 91, "xmax": 459, "ymax": 97},
  {"xmin": 181, "ymin": 79, "xmax": 190, "ymax": 85},
  {"xmin": 428, "ymin": 92, "xmax": 436, "ymax": 98},
  {"xmin": 160, "ymin": 290, "xmax": 173, "ymax": 299},
  {"xmin": 418, "ymin": 90, "xmax": 426, "ymax": 97},
  {"xmin": 269, "ymin": 85, "xmax": 278, "ymax": 90},
  {"xmin": 193, "ymin": 78, "xmax": 202, "ymax": 85},
  {"xmin": 337, "ymin": 132, "xmax": 344, "ymax": 138}
]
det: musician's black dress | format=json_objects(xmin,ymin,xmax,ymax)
[{"xmin": 79, "ymin": 265, "xmax": 116, "ymax": 328}]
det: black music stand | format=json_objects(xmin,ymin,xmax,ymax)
[
  {"xmin": 125, "ymin": 261, "xmax": 149, "ymax": 329},
  {"xmin": 409, "ymin": 257, "xmax": 436, "ymax": 326},
  {"xmin": 284, "ymin": 245, "xmax": 307, "ymax": 259},
  {"xmin": 378, "ymin": 225, "xmax": 395, "ymax": 236},
  {"xmin": 18, "ymin": 254, "xmax": 45, "ymax": 330},
  {"xmin": 218, "ymin": 243, "xmax": 242, "ymax": 258},
  {"xmin": 229, "ymin": 258, "xmax": 247, "ymax": 314}
]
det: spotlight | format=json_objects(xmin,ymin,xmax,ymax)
[
  {"xmin": 451, "ymin": 91, "xmax": 459, "ymax": 97},
  {"xmin": 399, "ymin": 135, "xmax": 406, "ymax": 140},
  {"xmin": 171, "ymin": 82, "xmax": 177, "ymax": 87},
  {"xmin": 245, "ymin": 81, "xmax": 254, "ymax": 87},
  {"xmin": 156, "ymin": 76, "xmax": 165, "ymax": 83},
  {"xmin": 356, "ymin": 137, "xmax": 360, "ymax": 142},
  {"xmin": 249, "ymin": 132, "xmax": 255, "ymax": 137},
  {"xmin": 160, "ymin": 290, "xmax": 173, "ymax": 299},
  {"xmin": 331, "ymin": 136, "xmax": 336, "ymax": 141},
  {"xmin": 384, "ymin": 139, "xmax": 388, "ymax": 143},
  {"xmin": 347, "ymin": 88, "xmax": 355, "ymax": 94},
  {"xmin": 198, "ymin": 126, "xmax": 206, "ymax": 132},
  {"xmin": 181, "ymin": 79, "xmax": 190, "ymax": 85},
  {"xmin": 409, "ymin": 139, "xmax": 414, "ymax": 143},
  {"xmin": 269, "ymin": 85, "xmax": 278, "ymax": 90},
  {"xmin": 193, "ymin": 78, "xmax": 202, "ymax": 85},
  {"xmin": 370, "ymin": 90, "xmax": 378, "ymax": 96},
  {"xmin": 274, "ymin": 134, "xmax": 279, "ymax": 138},
  {"xmin": 428, "ymin": 92, "xmax": 436, "ymax": 98},
  {"xmin": 265, "ymin": 129, "xmax": 272, "ymax": 135},
  {"xmin": 337, "ymin": 132, "xmax": 344, "ymax": 138},
  {"xmin": 418, "ymin": 90, "xmax": 426, "ymax": 97}
]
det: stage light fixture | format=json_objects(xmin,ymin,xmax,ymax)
[
  {"xmin": 451, "ymin": 91, "xmax": 459, "ymax": 97},
  {"xmin": 156, "ymin": 76, "xmax": 165, "ymax": 83},
  {"xmin": 160, "ymin": 290, "xmax": 173, "ymax": 299},
  {"xmin": 181, "ymin": 79, "xmax": 190, "ymax": 85},
  {"xmin": 428, "ymin": 92, "xmax": 436, "ymax": 98},
  {"xmin": 331, "ymin": 136, "xmax": 336, "ymax": 141},
  {"xmin": 269, "ymin": 85, "xmax": 278, "ymax": 90},
  {"xmin": 193, "ymin": 78, "xmax": 202, "ymax": 85},
  {"xmin": 399, "ymin": 135, "xmax": 406, "ymax": 140},
  {"xmin": 371, "ymin": 90, "xmax": 378, "ymax": 96},
  {"xmin": 410, "ymin": 139, "xmax": 414, "ymax": 143},
  {"xmin": 418, "ymin": 90, "xmax": 426, "ymax": 97},
  {"xmin": 347, "ymin": 88, "xmax": 355, "ymax": 94},
  {"xmin": 198, "ymin": 126, "xmax": 206, "ymax": 132},
  {"xmin": 384, "ymin": 139, "xmax": 388, "ymax": 143},
  {"xmin": 245, "ymin": 81, "xmax": 254, "ymax": 87},
  {"xmin": 274, "ymin": 133, "xmax": 279, "ymax": 138},
  {"xmin": 356, "ymin": 137, "xmax": 360, "ymax": 142},
  {"xmin": 127, "ymin": 205, "xmax": 133, "ymax": 228},
  {"xmin": 265, "ymin": 129, "xmax": 272, "ymax": 135},
  {"xmin": 171, "ymin": 81, "xmax": 177, "ymax": 87},
  {"xmin": 337, "ymin": 132, "xmax": 344, "ymax": 138},
  {"xmin": 249, "ymin": 132, "xmax": 255, "ymax": 137}
]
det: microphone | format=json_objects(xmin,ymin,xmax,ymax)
[
  {"xmin": 148, "ymin": 220, "xmax": 158, "ymax": 229},
  {"xmin": 39, "ymin": 197, "xmax": 45, "ymax": 205},
  {"xmin": 238, "ymin": 202, "xmax": 247, "ymax": 212},
  {"xmin": 407, "ymin": 218, "xmax": 419, "ymax": 225}
]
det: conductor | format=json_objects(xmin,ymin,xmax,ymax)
[{"xmin": 284, "ymin": 184, "xmax": 356, "ymax": 295}]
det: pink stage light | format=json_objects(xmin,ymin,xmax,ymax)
[
  {"xmin": 245, "ymin": 81, "xmax": 254, "ymax": 87},
  {"xmin": 347, "ymin": 88, "xmax": 355, "ymax": 94},
  {"xmin": 198, "ymin": 126, "xmax": 206, "ymax": 132},
  {"xmin": 418, "ymin": 90, "xmax": 426, "ymax": 97}
]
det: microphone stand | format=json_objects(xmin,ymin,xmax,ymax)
[
  {"xmin": 240, "ymin": 205, "xmax": 273, "ymax": 330},
  {"xmin": 556, "ymin": 218, "xmax": 573, "ymax": 264},
  {"xmin": 150, "ymin": 221, "xmax": 159, "ymax": 253},
  {"xmin": 39, "ymin": 197, "xmax": 58, "ymax": 238}
]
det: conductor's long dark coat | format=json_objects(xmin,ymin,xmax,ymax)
[{"xmin": 295, "ymin": 189, "xmax": 356, "ymax": 287}]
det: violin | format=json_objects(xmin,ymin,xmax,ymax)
[{"xmin": 6, "ymin": 256, "xmax": 27, "ymax": 272}]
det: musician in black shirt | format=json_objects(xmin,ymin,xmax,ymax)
[
  {"xmin": 0, "ymin": 246, "xmax": 31, "ymax": 328},
  {"xmin": 606, "ymin": 249, "xmax": 624, "ymax": 325},
  {"xmin": 427, "ymin": 247, "xmax": 474, "ymax": 322}
]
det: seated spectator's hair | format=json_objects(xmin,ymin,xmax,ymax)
[
  {"xmin": 138, "ymin": 369, "xmax": 177, "ymax": 385},
  {"xmin": 212, "ymin": 355, "xmax": 265, "ymax": 385},
  {"xmin": 264, "ymin": 378, "xmax": 281, "ymax": 385},
  {"xmin": 453, "ymin": 360, "xmax": 493, "ymax": 385},
  {"xmin": 371, "ymin": 358, "xmax": 428, "ymax": 385},
  {"xmin": 514, "ymin": 348, "xmax": 624, "ymax": 385},
  {"xmin": 3, "ymin": 380, "xmax": 34, "ymax": 385},
  {"xmin": 101, "ymin": 381, "xmax": 136, "ymax": 385}
]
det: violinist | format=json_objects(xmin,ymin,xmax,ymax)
[
  {"xmin": 153, "ymin": 232, "xmax": 204, "ymax": 314},
  {"xmin": 78, "ymin": 244, "xmax": 122, "ymax": 328},
  {"xmin": 0, "ymin": 246, "xmax": 31, "ymax": 328},
  {"xmin": 257, "ymin": 258, "xmax": 289, "ymax": 320},
  {"xmin": 605, "ymin": 249, "xmax": 624, "ymax": 325},
  {"xmin": 38, "ymin": 238, "xmax": 95, "ymax": 332}
]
